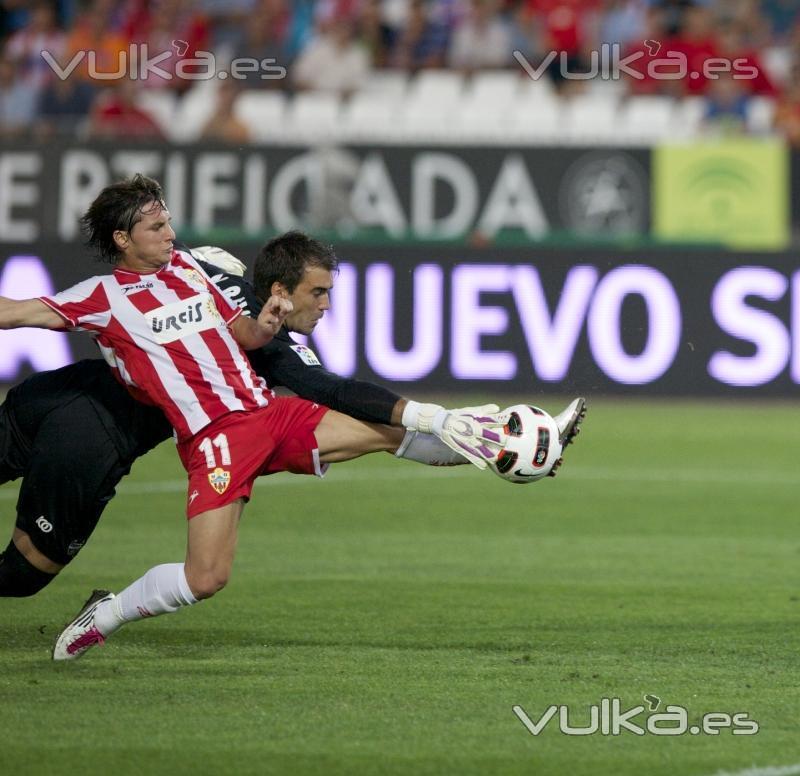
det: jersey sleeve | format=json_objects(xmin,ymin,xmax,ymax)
[
  {"xmin": 39, "ymin": 277, "xmax": 110, "ymax": 330},
  {"xmin": 256, "ymin": 333, "xmax": 402, "ymax": 424}
]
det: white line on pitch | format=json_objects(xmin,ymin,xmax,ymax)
[
  {"xmin": 571, "ymin": 466, "xmax": 800, "ymax": 486},
  {"xmin": 1, "ymin": 462, "xmax": 798, "ymax": 503},
  {"xmin": 705, "ymin": 764, "xmax": 800, "ymax": 776}
]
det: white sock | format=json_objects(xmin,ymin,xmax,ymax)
[
  {"xmin": 94, "ymin": 563, "xmax": 198, "ymax": 637},
  {"xmin": 395, "ymin": 429, "xmax": 468, "ymax": 466}
]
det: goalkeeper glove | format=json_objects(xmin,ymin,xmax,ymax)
[
  {"xmin": 191, "ymin": 246, "xmax": 247, "ymax": 277},
  {"xmin": 401, "ymin": 402, "xmax": 506, "ymax": 470}
]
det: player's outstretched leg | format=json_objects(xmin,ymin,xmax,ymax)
[
  {"xmin": 52, "ymin": 589, "xmax": 115, "ymax": 660},
  {"xmin": 51, "ymin": 503, "xmax": 241, "ymax": 662}
]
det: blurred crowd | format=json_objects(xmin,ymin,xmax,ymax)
[{"xmin": 2, "ymin": 0, "xmax": 800, "ymax": 143}]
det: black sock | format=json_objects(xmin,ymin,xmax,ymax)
[{"xmin": 0, "ymin": 540, "xmax": 57, "ymax": 597}]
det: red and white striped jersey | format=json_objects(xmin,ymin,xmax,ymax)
[{"xmin": 40, "ymin": 249, "xmax": 272, "ymax": 440}]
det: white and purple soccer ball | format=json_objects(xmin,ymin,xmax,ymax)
[{"xmin": 490, "ymin": 405, "xmax": 563, "ymax": 484}]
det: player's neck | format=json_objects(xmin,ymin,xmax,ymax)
[{"xmin": 116, "ymin": 255, "xmax": 170, "ymax": 275}]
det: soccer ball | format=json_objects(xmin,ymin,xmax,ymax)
[{"xmin": 490, "ymin": 405, "xmax": 563, "ymax": 484}]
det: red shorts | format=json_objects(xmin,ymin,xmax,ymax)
[{"xmin": 177, "ymin": 397, "xmax": 329, "ymax": 518}]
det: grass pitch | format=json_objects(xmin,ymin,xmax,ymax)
[{"xmin": 1, "ymin": 399, "xmax": 798, "ymax": 776}]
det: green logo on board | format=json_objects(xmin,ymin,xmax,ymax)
[{"xmin": 653, "ymin": 141, "xmax": 788, "ymax": 250}]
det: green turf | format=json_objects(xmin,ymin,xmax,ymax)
[{"xmin": 1, "ymin": 399, "xmax": 798, "ymax": 776}]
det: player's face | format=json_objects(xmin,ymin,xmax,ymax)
[
  {"xmin": 284, "ymin": 265, "xmax": 333, "ymax": 335},
  {"xmin": 116, "ymin": 201, "xmax": 175, "ymax": 272}
]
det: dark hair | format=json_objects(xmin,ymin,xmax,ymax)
[
  {"xmin": 80, "ymin": 174, "xmax": 166, "ymax": 263},
  {"xmin": 253, "ymin": 231, "xmax": 339, "ymax": 298}
]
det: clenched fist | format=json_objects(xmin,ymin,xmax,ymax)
[{"xmin": 257, "ymin": 295, "xmax": 293, "ymax": 336}]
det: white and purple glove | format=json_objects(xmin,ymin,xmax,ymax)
[
  {"xmin": 401, "ymin": 402, "xmax": 507, "ymax": 470},
  {"xmin": 437, "ymin": 408, "xmax": 507, "ymax": 470}
]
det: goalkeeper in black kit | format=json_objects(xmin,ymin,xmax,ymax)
[{"xmin": 0, "ymin": 231, "xmax": 585, "ymax": 597}]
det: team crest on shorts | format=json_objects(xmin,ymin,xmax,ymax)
[{"xmin": 208, "ymin": 467, "xmax": 231, "ymax": 494}]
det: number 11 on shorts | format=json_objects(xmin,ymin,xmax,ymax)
[{"xmin": 198, "ymin": 433, "xmax": 231, "ymax": 469}]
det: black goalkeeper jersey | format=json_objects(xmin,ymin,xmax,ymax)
[
  {"xmin": 198, "ymin": 261, "xmax": 401, "ymax": 425},
  {"xmin": 2, "ymin": 359, "xmax": 172, "ymax": 468}
]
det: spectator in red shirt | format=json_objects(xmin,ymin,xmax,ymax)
[
  {"xmin": 526, "ymin": 0, "xmax": 599, "ymax": 57},
  {"xmin": 525, "ymin": 0, "xmax": 601, "ymax": 91},
  {"xmin": 664, "ymin": 4, "xmax": 718, "ymax": 96},
  {"xmin": 715, "ymin": 21, "xmax": 777, "ymax": 98},
  {"xmin": 88, "ymin": 78, "xmax": 164, "ymax": 139},
  {"xmin": 619, "ymin": 7, "xmax": 671, "ymax": 95},
  {"xmin": 122, "ymin": 0, "xmax": 210, "ymax": 92}
]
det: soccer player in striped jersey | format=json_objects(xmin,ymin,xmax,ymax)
[
  {"xmin": 0, "ymin": 175, "xmax": 510, "ymax": 660},
  {"xmin": 0, "ymin": 239, "xmax": 584, "ymax": 600}
]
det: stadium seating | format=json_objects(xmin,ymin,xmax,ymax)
[
  {"xmin": 170, "ymin": 81, "xmax": 221, "ymax": 143},
  {"xmin": 341, "ymin": 92, "xmax": 400, "ymax": 142},
  {"xmin": 563, "ymin": 94, "xmax": 620, "ymax": 144},
  {"xmin": 164, "ymin": 67, "xmax": 784, "ymax": 147},
  {"xmin": 233, "ymin": 91, "xmax": 287, "ymax": 143},
  {"xmin": 675, "ymin": 96, "xmax": 707, "ymax": 138},
  {"xmin": 747, "ymin": 96, "xmax": 778, "ymax": 135},
  {"xmin": 361, "ymin": 70, "xmax": 410, "ymax": 100},
  {"xmin": 283, "ymin": 92, "xmax": 342, "ymax": 144},
  {"xmin": 619, "ymin": 97, "xmax": 678, "ymax": 144}
]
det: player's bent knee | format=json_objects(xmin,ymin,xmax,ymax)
[
  {"xmin": 0, "ymin": 541, "xmax": 57, "ymax": 597},
  {"xmin": 185, "ymin": 569, "xmax": 230, "ymax": 600}
]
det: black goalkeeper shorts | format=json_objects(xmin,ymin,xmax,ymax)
[{"xmin": 0, "ymin": 397, "xmax": 131, "ymax": 566}]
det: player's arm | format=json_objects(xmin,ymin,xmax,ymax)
[
  {"xmin": 193, "ymin": 248, "xmax": 503, "ymax": 466},
  {"xmin": 229, "ymin": 295, "xmax": 293, "ymax": 350},
  {"xmin": 263, "ymin": 338, "xmax": 404, "ymax": 424},
  {"xmin": 0, "ymin": 297, "xmax": 65, "ymax": 329}
]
